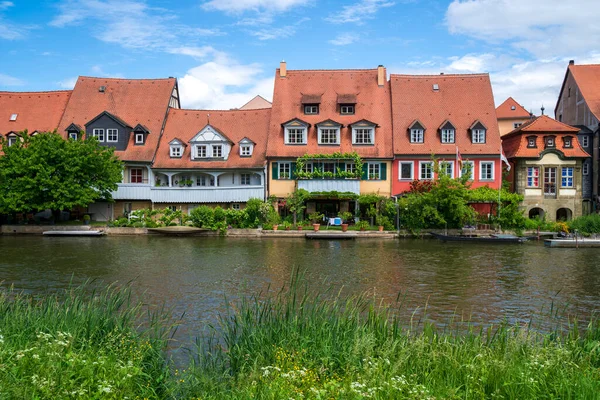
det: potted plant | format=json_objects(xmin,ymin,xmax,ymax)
[
  {"xmin": 356, "ymin": 220, "xmax": 369, "ymax": 231},
  {"xmin": 376, "ymin": 214, "xmax": 386, "ymax": 232},
  {"xmin": 83, "ymin": 214, "xmax": 91, "ymax": 225},
  {"xmin": 273, "ymin": 224, "xmax": 278, "ymax": 231},
  {"xmin": 308, "ymin": 212, "xmax": 323, "ymax": 231},
  {"xmin": 339, "ymin": 211, "xmax": 353, "ymax": 232},
  {"xmin": 283, "ymin": 221, "xmax": 292, "ymax": 231}
]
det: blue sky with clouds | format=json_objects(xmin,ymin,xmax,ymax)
[{"xmin": 1, "ymin": 0, "xmax": 599, "ymax": 112}]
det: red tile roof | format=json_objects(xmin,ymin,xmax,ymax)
[
  {"xmin": 153, "ymin": 108, "xmax": 271, "ymax": 169},
  {"xmin": 502, "ymin": 115, "xmax": 589, "ymax": 158},
  {"xmin": 567, "ymin": 64, "xmax": 600, "ymax": 120},
  {"xmin": 0, "ymin": 90, "xmax": 71, "ymax": 135},
  {"xmin": 266, "ymin": 68, "xmax": 393, "ymax": 158},
  {"xmin": 391, "ymin": 73, "xmax": 501, "ymax": 156},
  {"xmin": 58, "ymin": 76, "xmax": 176, "ymax": 162},
  {"xmin": 239, "ymin": 95, "xmax": 272, "ymax": 110},
  {"xmin": 496, "ymin": 97, "xmax": 530, "ymax": 119}
]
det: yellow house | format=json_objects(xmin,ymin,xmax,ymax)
[{"xmin": 496, "ymin": 97, "xmax": 532, "ymax": 136}]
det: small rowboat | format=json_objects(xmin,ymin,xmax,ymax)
[
  {"xmin": 429, "ymin": 232, "xmax": 527, "ymax": 243},
  {"xmin": 43, "ymin": 230, "xmax": 105, "ymax": 236}
]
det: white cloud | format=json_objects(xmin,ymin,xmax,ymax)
[
  {"xmin": 251, "ymin": 26, "xmax": 296, "ymax": 41},
  {"xmin": 169, "ymin": 46, "xmax": 219, "ymax": 59},
  {"xmin": 57, "ymin": 76, "xmax": 77, "ymax": 89},
  {"xmin": 0, "ymin": 72, "xmax": 23, "ymax": 86},
  {"xmin": 0, "ymin": 1, "xmax": 32, "ymax": 40},
  {"xmin": 178, "ymin": 58, "xmax": 274, "ymax": 109},
  {"xmin": 446, "ymin": 0, "xmax": 600, "ymax": 58},
  {"xmin": 329, "ymin": 32, "xmax": 359, "ymax": 46},
  {"xmin": 326, "ymin": 0, "xmax": 395, "ymax": 24},
  {"xmin": 50, "ymin": 0, "xmax": 222, "ymax": 51},
  {"xmin": 202, "ymin": 0, "xmax": 310, "ymax": 13},
  {"xmin": 0, "ymin": 1, "xmax": 13, "ymax": 11}
]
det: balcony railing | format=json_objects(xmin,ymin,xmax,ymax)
[
  {"xmin": 112, "ymin": 184, "xmax": 152, "ymax": 200},
  {"xmin": 113, "ymin": 183, "xmax": 264, "ymax": 203},
  {"xmin": 297, "ymin": 179, "xmax": 360, "ymax": 194}
]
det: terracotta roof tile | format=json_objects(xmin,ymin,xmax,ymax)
[
  {"xmin": 502, "ymin": 115, "xmax": 589, "ymax": 158},
  {"xmin": 0, "ymin": 91, "xmax": 71, "ymax": 135},
  {"xmin": 58, "ymin": 76, "xmax": 176, "ymax": 162},
  {"xmin": 337, "ymin": 93, "xmax": 357, "ymax": 104},
  {"xmin": 567, "ymin": 64, "xmax": 600, "ymax": 120},
  {"xmin": 239, "ymin": 95, "xmax": 272, "ymax": 110},
  {"xmin": 391, "ymin": 73, "xmax": 501, "ymax": 155},
  {"xmin": 153, "ymin": 108, "xmax": 270, "ymax": 169},
  {"xmin": 267, "ymin": 68, "xmax": 393, "ymax": 158},
  {"xmin": 496, "ymin": 97, "xmax": 530, "ymax": 119},
  {"xmin": 301, "ymin": 93, "xmax": 322, "ymax": 104}
]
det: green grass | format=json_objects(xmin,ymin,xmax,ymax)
[{"xmin": 1, "ymin": 281, "xmax": 599, "ymax": 399}]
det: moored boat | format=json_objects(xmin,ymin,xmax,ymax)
[{"xmin": 429, "ymin": 232, "xmax": 527, "ymax": 243}]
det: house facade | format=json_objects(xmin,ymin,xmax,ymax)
[
  {"xmin": 58, "ymin": 77, "xmax": 180, "ymax": 220},
  {"xmin": 496, "ymin": 97, "xmax": 532, "ymax": 136},
  {"xmin": 502, "ymin": 115, "xmax": 589, "ymax": 220},
  {"xmin": 390, "ymin": 74, "xmax": 503, "ymax": 197},
  {"xmin": 151, "ymin": 108, "xmax": 270, "ymax": 213},
  {"xmin": 266, "ymin": 63, "xmax": 393, "ymax": 218},
  {"xmin": 554, "ymin": 60, "xmax": 598, "ymax": 212}
]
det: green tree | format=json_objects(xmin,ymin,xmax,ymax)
[
  {"xmin": 0, "ymin": 131, "xmax": 123, "ymax": 214},
  {"xmin": 286, "ymin": 189, "xmax": 309, "ymax": 227}
]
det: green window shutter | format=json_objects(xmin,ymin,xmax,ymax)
[
  {"xmin": 272, "ymin": 162, "xmax": 278, "ymax": 180},
  {"xmin": 380, "ymin": 163, "xmax": 387, "ymax": 180},
  {"xmin": 362, "ymin": 163, "xmax": 369, "ymax": 180},
  {"xmin": 290, "ymin": 162, "xmax": 297, "ymax": 180},
  {"xmin": 339, "ymin": 163, "xmax": 346, "ymax": 172}
]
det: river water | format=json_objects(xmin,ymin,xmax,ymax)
[{"xmin": 1, "ymin": 235, "xmax": 599, "ymax": 348}]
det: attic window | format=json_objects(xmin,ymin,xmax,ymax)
[
  {"xmin": 9, "ymin": 113, "xmax": 17, "ymax": 121},
  {"xmin": 340, "ymin": 105, "xmax": 355, "ymax": 115},
  {"xmin": 68, "ymin": 132, "xmax": 78, "ymax": 140},
  {"xmin": 240, "ymin": 144, "xmax": 253, "ymax": 156},
  {"xmin": 135, "ymin": 133, "xmax": 145, "ymax": 144},
  {"xmin": 527, "ymin": 137, "xmax": 537, "ymax": 148},
  {"xmin": 8, "ymin": 135, "xmax": 18, "ymax": 146},
  {"xmin": 304, "ymin": 105, "xmax": 319, "ymax": 115},
  {"xmin": 545, "ymin": 136, "xmax": 555, "ymax": 148},
  {"xmin": 563, "ymin": 137, "xmax": 572, "ymax": 148},
  {"xmin": 472, "ymin": 129, "xmax": 486, "ymax": 144},
  {"xmin": 432, "ymin": 84, "xmax": 439, "ymax": 91},
  {"xmin": 99, "ymin": 86, "xmax": 106, "ymax": 93},
  {"xmin": 511, "ymin": 106, "xmax": 516, "ymax": 110},
  {"xmin": 170, "ymin": 144, "xmax": 183, "ymax": 158}
]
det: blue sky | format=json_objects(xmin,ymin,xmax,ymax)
[{"xmin": 1, "ymin": 0, "xmax": 599, "ymax": 112}]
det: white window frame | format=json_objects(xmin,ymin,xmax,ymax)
[
  {"xmin": 285, "ymin": 127, "xmax": 307, "ymax": 144},
  {"xmin": 240, "ymin": 144, "xmax": 253, "ymax": 156},
  {"xmin": 583, "ymin": 162, "xmax": 589, "ymax": 176},
  {"xmin": 9, "ymin": 113, "xmax": 17, "ymax": 121},
  {"xmin": 440, "ymin": 161, "xmax": 454, "ymax": 178},
  {"xmin": 441, "ymin": 129, "xmax": 454, "ymax": 144},
  {"xmin": 107, "ymin": 128, "xmax": 118, "ymax": 142},
  {"xmin": 582, "ymin": 136, "xmax": 589, "ymax": 147},
  {"xmin": 7, "ymin": 136, "xmax": 18, "ymax": 146},
  {"xmin": 472, "ymin": 129, "xmax": 486, "ymax": 144},
  {"xmin": 197, "ymin": 176, "xmax": 206, "ymax": 186},
  {"xmin": 479, "ymin": 161, "xmax": 494, "ymax": 181},
  {"xmin": 513, "ymin": 122, "xmax": 522, "ymax": 129},
  {"xmin": 546, "ymin": 137, "xmax": 555, "ymax": 147},
  {"xmin": 304, "ymin": 105, "xmax": 319, "ymax": 114},
  {"xmin": 352, "ymin": 127, "xmax": 374, "ymax": 145},
  {"xmin": 345, "ymin": 162, "xmax": 355, "ymax": 175},
  {"xmin": 300, "ymin": 161, "xmax": 313, "ymax": 174},
  {"xmin": 419, "ymin": 161, "xmax": 433, "ymax": 180},
  {"xmin": 196, "ymin": 145, "xmax": 207, "ymax": 158},
  {"xmin": 340, "ymin": 105, "xmax": 355, "ymax": 115},
  {"xmin": 279, "ymin": 162, "xmax": 291, "ymax": 179},
  {"xmin": 68, "ymin": 132, "xmax": 78, "ymax": 140},
  {"xmin": 212, "ymin": 145, "xmax": 223, "ymax": 158},
  {"xmin": 170, "ymin": 145, "xmax": 182, "ymax": 158},
  {"xmin": 564, "ymin": 137, "xmax": 572, "ymax": 148},
  {"xmin": 526, "ymin": 166, "xmax": 540, "ymax": 188},
  {"xmin": 399, "ymin": 161, "xmax": 414, "ymax": 180},
  {"xmin": 240, "ymin": 173, "xmax": 251, "ymax": 185},
  {"xmin": 135, "ymin": 133, "xmax": 144, "ymax": 144},
  {"xmin": 561, "ymin": 167, "xmax": 574, "ymax": 188},
  {"xmin": 460, "ymin": 161, "xmax": 475, "ymax": 180},
  {"xmin": 528, "ymin": 137, "xmax": 536, "ymax": 147},
  {"xmin": 92, "ymin": 128, "xmax": 104, "ymax": 141},
  {"xmin": 410, "ymin": 129, "xmax": 424, "ymax": 143},
  {"xmin": 231, "ymin": 203, "xmax": 241, "ymax": 210},
  {"xmin": 130, "ymin": 168, "xmax": 144, "ymax": 184},
  {"xmin": 368, "ymin": 163, "xmax": 381, "ymax": 180},
  {"xmin": 318, "ymin": 127, "xmax": 340, "ymax": 145}
]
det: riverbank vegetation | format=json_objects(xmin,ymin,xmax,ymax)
[{"xmin": 1, "ymin": 283, "xmax": 599, "ymax": 399}]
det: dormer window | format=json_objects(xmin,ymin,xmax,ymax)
[
  {"xmin": 135, "ymin": 133, "xmax": 144, "ymax": 144},
  {"xmin": 283, "ymin": 119, "xmax": 309, "ymax": 145},
  {"xmin": 408, "ymin": 120, "xmax": 425, "ymax": 143},
  {"xmin": 196, "ymin": 145, "xmax": 207, "ymax": 158},
  {"xmin": 69, "ymin": 132, "xmax": 78, "ymax": 140},
  {"xmin": 563, "ymin": 137, "xmax": 573, "ymax": 148},
  {"xmin": 304, "ymin": 105, "xmax": 319, "ymax": 115},
  {"xmin": 351, "ymin": 120, "xmax": 376, "ymax": 145},
  {"xmin": 7, "ymin": 135, "xmax": 18, "ymax": 147},
  {"xmin": 545, "ymin": 136, "xmax": 555, "ymax": 148},
  {"xmin": 470, "ymin": 121, "xmax": 487, "ymax": 144},
  {"xmin": 107, "ymin": 129, "xmax": 118, "ymax": 142},
  {"xmin": 439, "ymin": 121, "xmax": 455, "ymax": 144},
  {"xmin": 212, "ymin": 145, "xmax": 223, "ymax": 158},
  {"xmin": 240, "ymin": 144, "xmax": 252, "ymax": 156},
  {"xmin": 527, "ymin": 137, "xmax": 537, "ymax": 148},
  {"xmin": 169, "ymin": 138, "xmax": 185, "ymax": 158},
  {"xmin": 92, "ymin": 128, "xmax": 105, "ymax": 141},
  {"xmin": 317, "ymin": 120, "xmax": 342, "ymax": 145},
  {"xmin": 340, "ymin": 105, "xmax": 355, "ymax": 115}
]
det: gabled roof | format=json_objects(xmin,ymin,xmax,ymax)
[
  {"xmin": 189, "ymin": 124, "xmax": 234, "ymax": 144},
  {"xmin": 496, "ymin": 97, "xmax": 530, "ymax": 119},
  {"xmin": 281, "ymin": 117, "xmax": 310, "ymax": 127},
  {"xmin": 133, "ymin": 123, "xmax": 150, "ymax": 133},
  {"xmin": 85, "ymin": 110, "xmax": 132, "ymax": 128},
  {"xmin": 58, "ymin": 76, "xmax": 176, "ymax": 162},
  {"xmin": 337, "ymin": 93, "xmax": 357, "ymax": 104},
  {"xmin": 239, "ymin": 95, "xmax": 272, "ymax": 110},
  {"xmin": 438, "ymin": 119, "xmax": 455, "ymax": 130},
  {"xmin": 169, "ymin": 138, "xmax": 187, "ymax": 146},
  {"xmin": 239, "ymin": 137, "xmax": 256, "ymax": 144},
  {"xmin": 390, "ymin": 73, "xmax": 501, "ymax": 155},
  {"xmin": 65, "ymin": 122, "xmax": 82, "ymax": 132},
  {"xmin": 267, "ymin": 67, "xmax": 392, "ymax": 159},
  {"xmin": 469, "ymin": 120, "xmax": 487, "ymax": 130},
  {"xmin": 502, "ymin": 115, "xmax": 589, "ymax": 158},
  {"xmin": 316, "ymin": 118, "xmax": 343, "ymax": 127},
  {"xmin": 154, "ymin": 108, "xmax": 270, "ymax": 169},
  {"xmin": 561, "ymin": 64, "xmax": 600, "ymax": 121},
  {"xmin": 301, "ymin": 93, "xmax": 322, "ymax": 104},
  {"xmin": 408, "ymin": 119, "xmax": 426, "ymax": 130},
  {"xmin": 0, "ymin": 90, "xmax": 71, "ymax": 135}
]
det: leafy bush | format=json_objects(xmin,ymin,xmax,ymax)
[
  {"xmin": 569, "ymin": 213, "xmax": 600, "ymax": 235},
  {"xmin": 188, "ymin": 199, "xmax": 278, "ymax": 232}
]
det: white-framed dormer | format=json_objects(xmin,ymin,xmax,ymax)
[
  {"xmin": 238, "ymin": 137, "xmax": 255, "ymax": 157},
  {"xmin": 316, "ymin": 119, "xmax": 342, "ymax": 145},
  {"xmin": 6, "ymin": 132, "xmax": 19, "ymax": 147},
  {"xmin": 350, "ymin": 119, "xmax": 377, "ymax": 145},
  {"xmin": 189, "ymin": 124, "xmax": 233, "ymax": 160},
  {"xmin": 438, "ymin": 120, "xmax": 455, "ymax": 144},
  {"xmin": 408, "ymin": 120, "xmax": 426, "ymax": 144},
  {"xmin": 469, "ymin": 120, "xmax": 487, "ymax": 144},
  {"xmin": 169, "ymin": 138, "xmax": 185, "ymax": 158},
  {"xmin": 282, "ymin": 118, "xmax": 309, "ymax": 145}
]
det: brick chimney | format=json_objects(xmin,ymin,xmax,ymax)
[
  {"xmin": 280, "ymin": 60, "xmax": 287, "ymax": 78},
  {"xmin": 569, "ymin": 60, "xmax": 575, "ymax": 65},
  {"xmin": 377, "ymin": 65, "xmax": 385, "ymax": 87}
]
